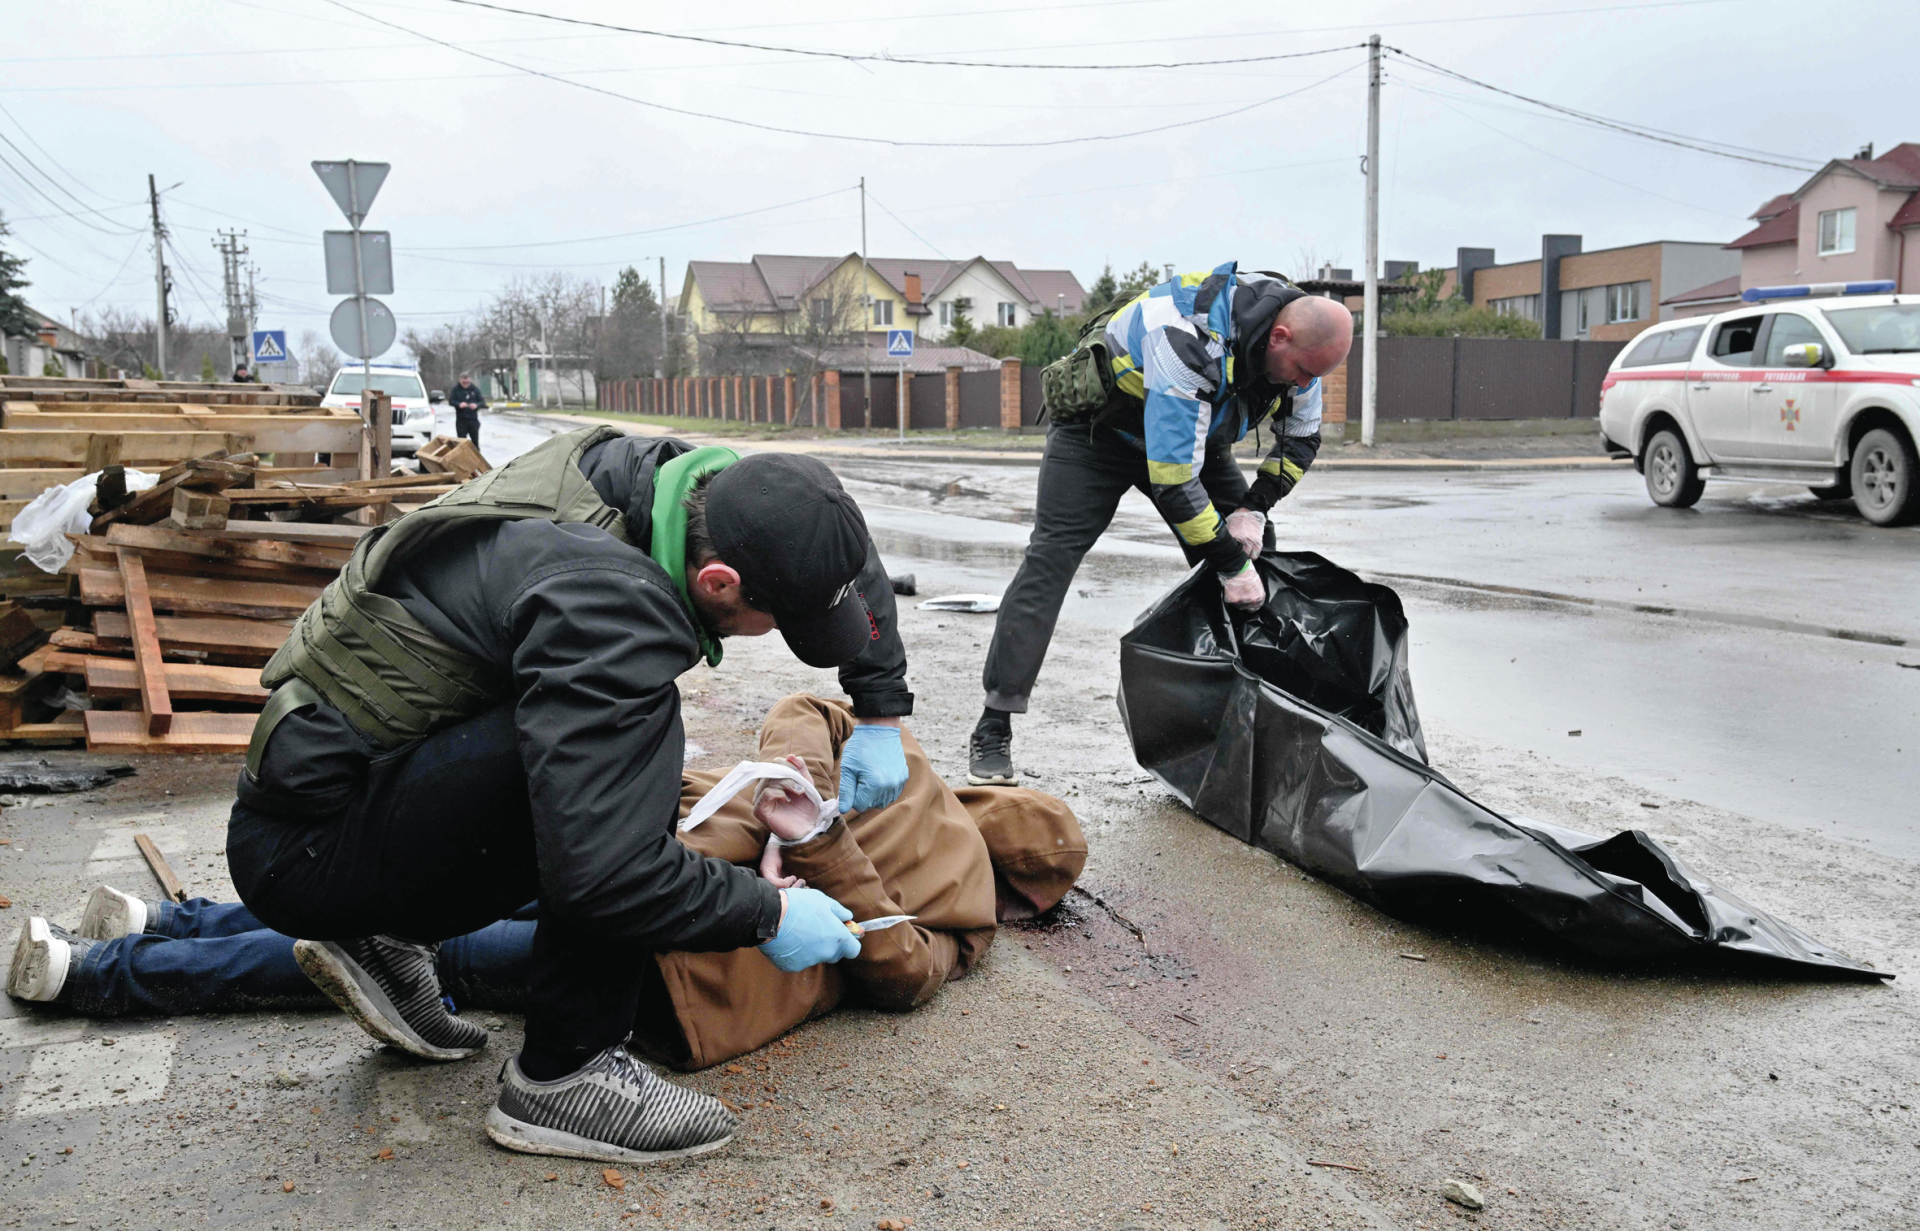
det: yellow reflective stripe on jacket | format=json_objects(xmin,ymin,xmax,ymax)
[
  {"xmin": 1258, "ymin": 457, "xmax": 1305, "ymax": 483},
  {"xmin": 1146, "ymin": 460, "xmax": 1193, "ymax": 485},
  {"xmin": 1170, "ymin": 505, "xmax": 1221, "ymax": 546},
  {"xmin": 1110, "ymin": 352, "xmax": 1144, "ymax": 398}
]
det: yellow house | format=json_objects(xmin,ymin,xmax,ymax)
[{"xmin": 680, "ymin": 253, "xmax": 1085, "ymax": 375}]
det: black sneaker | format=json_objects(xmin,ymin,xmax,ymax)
[
  {"xmin": 968, "ymin": 720, "xmax": 1017, "ymax": 786},
  {"xmin": 294, "ymin": 936, "xmax": 487, "ymax": 1061},
  {"xmin": 487, "ymin": 1041, "xmax": 737, "ymax": 1163},
  {"xmin": 7, "ymin": 918, "xmax": 93, "ymax": 1003}
]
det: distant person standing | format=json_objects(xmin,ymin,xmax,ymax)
[
  {"xmin": 450, "ymin": 373, "xmax": 487, "ymax": 449},
  {"xmin": 232, "ymin": 364, "xmax": 257, "ymax": 383}
]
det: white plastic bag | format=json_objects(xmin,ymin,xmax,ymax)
[
  {"xmin": 8, "ymin": 469, "xmax": 159, "ymax": 574},
  {"xmin": 680, "ymin": 759, "xmax": 840, "ymax": 842}
]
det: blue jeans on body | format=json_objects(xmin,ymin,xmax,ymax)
[{"xmin": 63, "ymin": 899, "xmax": 537, "ymax": 1019}]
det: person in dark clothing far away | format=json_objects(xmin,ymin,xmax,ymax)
[
  {"xmin": 232, "ymin": 364, "xmax": 256, "ymax": 383},
  {"xmin": 968, "ymin": 263, "xmax": 1353, "ymax": 787},
  {"xmin": 449, "ymin": 372, "xmax": 486, "ymax": 448},
  {"xmin": 227, "ymin": 426, "xmax": 917, "ymax": 1165}
]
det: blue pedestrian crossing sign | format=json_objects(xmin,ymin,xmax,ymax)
[
  {"xmin": 886, "ymin": 329, "xmax": 914, "ymax": 358},
  {"xmin": 252, "ymin": 330, "xmax": 288, "ymax": 363}
]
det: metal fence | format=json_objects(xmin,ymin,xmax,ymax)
[{"xmin": 1343, "ymin": 336, "xmax": 1628, "ymax": 421}]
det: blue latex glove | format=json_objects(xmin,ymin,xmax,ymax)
[
  {"xmin": 837, "ymin": 723, "xmax": 907, "ymax": 813},
  {"xmin": 758, "ymin": 887, "xmax": 860, "ymax": 973}
]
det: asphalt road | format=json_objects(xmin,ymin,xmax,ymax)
[{"xmin": 5, "ymin": 418, "xmax": 1912, "ymax": 1230}]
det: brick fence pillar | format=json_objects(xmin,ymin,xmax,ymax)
[
  {"xmin": 999, "ymin": 358, "xmax": 1023, "ymax": 430},
  {"xmin": 945, "ymin": 366, "xmax": 961, "ymax": 430},
  {"xmin": 784, "ymin": 372, "xmax": 796, "ymax": 425},
  {"xmin": 1320, "ymin": 360, "xmax": 1349, "ymax": 427},
  {"xmin": 823, "ymin": 370, "xmax": 842, "ymax": 430}
]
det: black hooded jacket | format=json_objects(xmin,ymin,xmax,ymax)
[{"xmin": 238, "ymin": 435, "xmax": 911, "ymax": 953}]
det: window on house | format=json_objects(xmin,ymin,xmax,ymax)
[
  {"xmin": 871, "ymin": 299, "xmax": 893, "ymax": 326},
  {"xmin": 1576, "ymin": 292, "xmax": 1591, "ymax": 333},
  {"xmin": 1817, "ymin": 207, "xmax": 1856, "ymax": 255},
  {"xmin": 1605, "ymin": 281, "xmax": 1646, "ymax": 324},
  {"xmin": 1490, "ymin": 294, "xmax": 1539, "ymax": 321},
  {"xmin": 810, "ymin": 298, "xmax": 832, "ymax": 328},
  {"xmin": 938, "ymin": 301, "xmax": 955, "ymax": 327},
  {"xmin": 997, "ymin": 302, "xmax": 1019, "ymax": 327}
]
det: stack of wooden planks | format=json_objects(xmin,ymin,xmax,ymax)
[
  {"xmin": 0, "ymin": 379, "xmax": 500, "ymax": 753},
  {"xmin": 0, "ymin": 374, "xmax": 364, "ymax": 533}
]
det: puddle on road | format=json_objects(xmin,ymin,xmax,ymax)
[
  {"xmin": 1299, "ymin": 495, "xmax": 1429, "ymax": 511},
  {"xmin": 1379, "ymin": 569, "xmax": 1910, "ymax": 647}
]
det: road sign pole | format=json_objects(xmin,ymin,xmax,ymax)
[
  {"xmin": 898, "ymin": 360, "xmax": 906, "ymax": 442},
  {"xmin": 349, "ymin": 163, "xmax": 372, "ymax": 407}
]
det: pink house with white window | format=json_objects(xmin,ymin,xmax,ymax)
[{"xmin": 1726, "ymin": 142, "xmax": 1920, "ymax": 294}]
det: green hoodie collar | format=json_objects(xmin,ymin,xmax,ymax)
[{"xmin": 648, "ymin": 445, "xmax": 739, "ymax": 667}]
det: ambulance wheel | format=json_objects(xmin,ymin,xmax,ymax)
[
  {"xmin": 1851, "ymin": 427, "xmax": 1918, "ymax": 526},
  {"xmin": 1644, "ymin": 429, "xmax": 1704, "ymax": 509}
]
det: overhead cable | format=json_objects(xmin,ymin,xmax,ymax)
[
  {"xmin": 1385, "ymin": 48, "xmax": 1821, "ymax": 171},
  {"xmin": 430, "ymin": 0, "xmax": 1366, "ymax": 70},
  {"xmin": 319, "ymin": 0, "xmax": 1364, "ymax": 150}
]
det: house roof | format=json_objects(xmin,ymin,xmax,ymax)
[
  {"xmin": 1661, "ymin": 274, "xmax": 1741, "ymax": 306},
  {"xmin": 1808, "ymin": 143, "xmax": 1920, "ymax": 194},
  {"xmin": 1727, "ymin": 202, "xmax": 1799, "ymax": 249},
  {"xmin": 1749, "ymin": 193, "xmax": 1796, "ymax": 221},
  {"xmin": 689, "ymin": 254, "xmax": 1087, "ymax": 317}
]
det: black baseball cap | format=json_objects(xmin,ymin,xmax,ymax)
[{"xmin": 705, "ymin": 453, "xmax": 876, "ymax": 668}]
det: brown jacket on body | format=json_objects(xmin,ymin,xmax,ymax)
[{"xmin": 631, "ymin": 694, "xmax": 1085, "ymax": 1071}]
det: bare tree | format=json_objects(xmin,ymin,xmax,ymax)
[{"xmin": 296, "ymin": 330, "xmax": 342, "ymax": 390}]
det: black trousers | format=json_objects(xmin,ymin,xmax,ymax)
[
  {"xmin": 981, "ymin": 424, "xmax": 1259, "ymax": 712},
  {"xmin": 455, "ymin": 410, "xmax": 481, "ymax": 449},
  {"xmin": 227, "ymin": 704, "xmax": 641, "ymax": 1059}
]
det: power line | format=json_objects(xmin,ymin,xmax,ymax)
[
  {"xmin": 431, "ymin": 0, "xmax": 1366, "ymax": 70},
  {"xmin": 1400, "ymin": 84, "xmax": 1745, "ymax": 219},
  {"xmin": 319, "ymin": 0, "xmax": 1366, "ymax": 150},
  {"xmin": 863, "ymin": 189, "xmax": 950, "ymax": 262},
  {"xmin": 410, "ymin": 185, "xmax": 859, "ymax": 250},
  {"xmin": 1385, "ymin": 47, "xmax": 1821, "ymax": 171}
]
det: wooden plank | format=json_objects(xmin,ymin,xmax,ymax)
[
  {"xmin": 0, "ymin": 431, "xmax": 239, "ymax": 466},
  {"xmin": 169, "ymin": 488, "xmax": 230, "ymax": 530},
  {"xmin": 1, "ymin": 411, "xmax": 359, "ymax": 436},
  {"xmin": 0, "ymin": 712, "xmax": 84, "ymax": 745},
  {"xmin": 190, "ymin": 521, "xmax": 371, "ymax": 546},
  {"xmin": 82, "ymin": 656, "xmax": 269, "ymax": 703},
  {"xmin": 104, "ymin": 523, "xmax": 352, "ymax": 571},
  {"xmin": 0, "ymin": 469, "xmax": 84, "ymax": 499},
  {"xmin": 4, "ymin": 401, "xmax": 321, "ymax": 416},
  {"xmin": 83, "ymin": 710, "xmax": 256, "ymax": 754},
  {"xmin": 69, "ymin": 540, "xmax": 333, "ymax": 586},
  {"xmin": 341, "ymin": 472, "xmax": 460, "ymax": 491},
  {"xmin": 95, "ymin": 610, "xmax": 292, "ymax": 654},
  {"xmin": 134, "ymin": 833, "xmax": 190, "ymax": 902},
  {"xmin": 115, "ymin": 547, "xmax": 172, "ymax": 736},
  {"xmin": 79, "ymin": 567, "xmax": 322, "ymax": 620}
]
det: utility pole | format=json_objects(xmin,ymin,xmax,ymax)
[
  {"xmin": 1361, "ymin": 34, "xmax": 1382, "ymax": 448},
  {"xmin": 147, "ymin": 174, "xmax": 170, "ymax": 379},
  {"xmin": 657, "ymin": 256, "xmax": 669, "ymax": 380},
  {"xmin": 860, "ymin": 175, "xmax": 872, "ymax": 429},
  {"xmin": 214, "ymin": 229, "xmax": 251, "ymax": 374}
]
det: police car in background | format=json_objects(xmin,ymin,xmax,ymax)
[
  {"xmin": 319, "ymin": 363, "xmax": 433, "ymax": 458},
  {"xmin": 1598, "ymin": 283, "xmax": 1920, "ymax": 526}
]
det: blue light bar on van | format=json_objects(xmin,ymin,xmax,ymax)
[{"xmin": 1741, "ymin": 281, "xmax": 1896, "ymax": 302}]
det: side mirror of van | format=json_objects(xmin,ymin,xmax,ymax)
[
  {"xmin": 1780, "ymin": 342, "xmax": 1828, "ymax": 369},
  {"xmin": 429, "ymin": 389, "xmax": 446, "ymax": 404}
]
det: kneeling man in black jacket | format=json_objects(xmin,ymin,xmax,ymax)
[{"xmin": 229, "ymin": 426, "xmax": 916, "ymax": 1165}]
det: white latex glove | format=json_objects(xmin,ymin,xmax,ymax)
[
  {"xmin": 1220, "ymin": 563, "xmax": 1265, "ymax": 609},
  {"xmin": 1224, "ymin": 507, "xmax": 1265, "ymax": 559}
]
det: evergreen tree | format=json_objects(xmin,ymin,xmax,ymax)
[
  {"xmin": 1017, "ymin": 310, "xmax": 1080, "ymax": 369},
  {"xmin": 0, "ymin": 212, "xmax": 34, "ymax": 341},
  {"xmin": 946, "ymin": 296, "xmax": 975, "ymax": 348},
  {"xmin": 1114, "ymin": 260, "xmax": 1161, "ymax": 302},
  {"xmin": 1083, "ymin": 264, "xmax": 1120, "ymax": 314},
  {"xmin": 200, "ymin": 352, "xmax": 216, "ymax": 382}
]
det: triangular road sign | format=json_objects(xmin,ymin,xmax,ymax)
[{"xmin": 312, "ymin": 161, "xmax": 390, "ymax": 226}]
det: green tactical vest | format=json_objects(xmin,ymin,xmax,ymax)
[{"xmin": 251, "ymin": 425, "xmax": 734, "ymax": 772}]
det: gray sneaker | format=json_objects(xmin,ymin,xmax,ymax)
[
  {"xmin": 294, "ymin": 936, "xmax": 487, "ymax": 1061},
  {"xmin": 79, "ymin": 885, "xmax": 154, "ymax": 939},
  {"xmin": 7, "ymin": 918, "xmax": 93, "ymax": 1003},
  {"xmin": 486, "ymin": 1042, "xmax": 737, "ymax": 1164},
  {"xmin": 967, "ymin": 721, "xmax": 1017, "ymax": 786}
]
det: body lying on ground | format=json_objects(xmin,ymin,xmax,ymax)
[{"xmin": 9, "ymin": 695, "xmax": 1085, "ymax": 1071}]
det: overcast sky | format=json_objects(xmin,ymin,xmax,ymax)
[{"xmin": 3, "ymin": 0, "xmax": 1914, "ymax": 350}]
